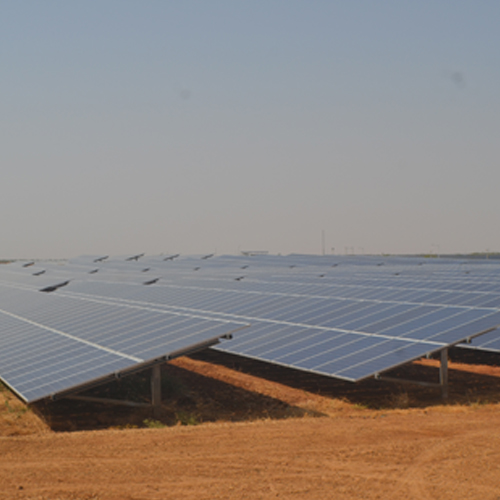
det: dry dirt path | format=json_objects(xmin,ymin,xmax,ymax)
[{"xmin": 0, "ymin": 406, "xmax": 500, "ymax": 500}]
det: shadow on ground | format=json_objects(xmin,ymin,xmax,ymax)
[
  {"xmin": 32, "ymin": 363, "xmax": 319, "ymax": 432},
  {"xmin": 190, "ymin": 347, "xmax": 500, "ymax": 410},
  {"xmin": 29, "ymin": 347, "xmax": 500, "ymax": 432}
]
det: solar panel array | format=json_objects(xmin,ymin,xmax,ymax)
[
  {"xmin": 0, "ymin": 269, "xmax": 247, "ymax": 403},
  {"xmin": 1, "ymin": 253, "xmax": 500, "ymax": 402}
]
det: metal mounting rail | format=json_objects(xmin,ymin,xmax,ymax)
[{"xmin": 67, "ymin": 395, "xmax": 152, "ymax": 408}]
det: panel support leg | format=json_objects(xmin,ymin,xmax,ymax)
[
  {"xmin": 151, "ymin": 364, "xmax": 162, "ymax": 418},
  {"xmin": 440, "ymin": 348, "xmax": 449, "ymax": 399}
]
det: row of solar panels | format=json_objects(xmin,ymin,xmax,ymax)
[{"xmin": 1, "ymin": 254, "xmax": 500, "ymax": 403}]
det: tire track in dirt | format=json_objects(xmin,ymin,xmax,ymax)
[{"xmin": 397, "ymin": 425, "xmax": 500, "ymax": 500}]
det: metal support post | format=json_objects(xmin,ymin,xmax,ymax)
[
  {"xmin": 151, "ymin": 364, "xmax": 162, "ymax": 418},
  {"xmin": 440, "ymin": 348, "xmax": 449, "ymax": 399}
]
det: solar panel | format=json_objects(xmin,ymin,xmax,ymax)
[
  {"xmin": 0, "ymin": 281, "xmax": 247, "ymax": 403},
  {"xmin": 466, "ymin": 329, "xmax": 500, "ymax": 352},
  {"xmin": 45, "ymin": 254, "xmax": 500, "ymax": 382},
  {"xmin": 2, "ymin": 254, "xmax": 500, "ymax": 401}
]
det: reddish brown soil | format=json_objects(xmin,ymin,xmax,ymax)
[{"xmin": 0, "ymin": 350, "xmax": 500, "ymax": 499}]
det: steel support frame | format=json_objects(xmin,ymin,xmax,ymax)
[
  {"xmin": 67, "ymin": 363, "xmax": 164, "ymax": 413},
  {"xmin": 151, "ymin": 364, "xmax": 162, "ymax": 418},
  {"xmin": 440, "ymin": 348, "xmax": 449, "ymax": 399},
  {"xmin": 49, "ymin": 334, "xmax": 233, "ymax": 404},
  {"xmin": 375, "ymin": 347, "xmax": 449, "ymax": 399},
  {"xmin": 67, "ymin": 395, "xmax": 151, "ymax": 408}
]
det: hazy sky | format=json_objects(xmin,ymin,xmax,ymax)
[{"xmin": 1, "ymin": 1, "xmax": 499, "ymax": 259}]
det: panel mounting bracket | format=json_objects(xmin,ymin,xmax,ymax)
[
  {"xmin": 375, "ymin": 348, "xmax": 449, "ymax": 399},
  {"xmin": 66, "ymin": 362, "xmax": 164, "ymax": 413}
]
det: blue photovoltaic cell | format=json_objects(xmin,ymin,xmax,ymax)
[
  {"xmin": 1, "ymin": 253, "xmax": 500, "ymax": 397},
  {"xmin": 0, "ymin": 282, "xmax": 247, "ymax": 402},
  {"xmin": 64, "ymin": 256, "xmax": 500, "ymax": 378},
  {"xmin": 337, "ymin": 342, "xmax": 437, "ymax": 380},
  {"xmin": 467, "ymin": 329, "xmax": 500, "ymax": 352},
  {"xmin": 0, "ymin": 311, "xmax": 135, "ymax": 402}
]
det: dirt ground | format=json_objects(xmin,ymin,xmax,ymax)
[{"xmin": 0, "ymin": 348, "xmax": 500, "ymax": 500}]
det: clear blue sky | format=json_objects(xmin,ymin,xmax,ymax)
[{"xmin": 1, "ymin": 1, "xmax": 499, "ymax": 259}]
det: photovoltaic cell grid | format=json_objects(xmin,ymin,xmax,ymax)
[
  {"xmin": 2, "ymin": 254, "xmax": 500, "ymax": 399},
  {"xmin": 0, "ymin": 281, "xmax": 247, "ymax": 403},
  {"xmin": 36, "ymin": 254, "xmax": 500, "ymax": 380}
]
